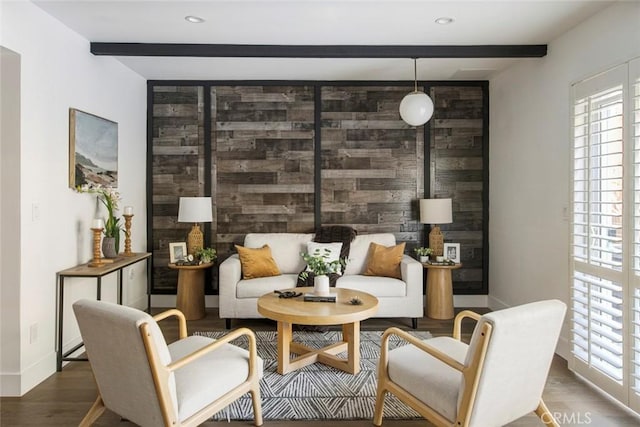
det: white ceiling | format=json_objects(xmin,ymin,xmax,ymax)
[{"xmin": 33, "ymin": 0, "xmax": 615, "ymax": 81}]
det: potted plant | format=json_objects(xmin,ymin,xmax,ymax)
[
  {"xmin": 414, "ymin": 247, "xmax": 433, "ymax": 263},
  {"xmin": 77, "ymin": 184, "xmax": 122, "ymax": 258},
  {"xmin": 196, "ymin": 247, "xmax": 217, "ymax": 264},
  {"xmin": 300, "ymin": 248, "xmax": 346, "ymax": 296}
]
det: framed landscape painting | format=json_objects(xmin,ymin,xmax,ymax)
[{"xmin": 69, "ymin": 108, "xmax": 118, "ymax": 188}]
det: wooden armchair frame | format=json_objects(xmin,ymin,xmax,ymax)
[
  {"xmin": 373, "ymin": 310, "xmax": 558, "ymax": 427},
  {"xmin": 80, "ymin": 308, "xmax": 263, "ymax": 427}
]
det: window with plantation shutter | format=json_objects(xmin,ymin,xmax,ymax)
[
  {"xmin": 630, "ymin": 59, "xmax": 640, "ymax": 410},
  {"xmin": 570, "ymin": 60, "xmax": 640, "ymax": 411}
]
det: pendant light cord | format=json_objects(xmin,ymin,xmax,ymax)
[{"xmin": 413, "ymin": 58, "xmax": 418, "ymax": 92}]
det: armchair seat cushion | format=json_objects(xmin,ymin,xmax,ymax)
[
  {"xmin": 236, "ymin": 274, "xmax": 299, "ymax": 298},
  {"xmin": 169, "ymin": 336, "xmax": 264, "ymax": 421},
  {"xmin": 336, "ymin": 275, "xmax": 406, "ymax": 297},
  {"xmin": 388, "ymin": 336, "xmax": 467, "ymax": 422}
]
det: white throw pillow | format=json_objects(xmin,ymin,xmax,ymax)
[{"xmin": 306, "ymin": 242, "xmax": 343, "ymax": 273}]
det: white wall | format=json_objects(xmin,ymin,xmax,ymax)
[
  {"xmin": 0, "ymin": 2, "xmax": 147, "ymax": 396},
  {"xmin": 489, "ymin": 1, "xmax": 640, "ymax": 358},
  {"xmin": 1, "ymin": 46, "xmax": 22, "ymax": 395}
]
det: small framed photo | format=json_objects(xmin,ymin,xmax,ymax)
[
  {"xmin": 444, "ymin": 243, "xmax": 461, "ymax": 264},
  {"xmin": 169, "ymin": 242, "xmax": 187, "ymax": 263}
]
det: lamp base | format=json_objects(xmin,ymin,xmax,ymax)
[
  {"xmin": 187, "ymin": 223, "xmax": 204, "ymax": 256},
  {"xmin": 429, "ymin": 226, "xmax": 444, "ymax": 257}
]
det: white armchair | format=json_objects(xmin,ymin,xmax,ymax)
[
  {"xmin": 73, "ymin": 299, "xmax": 263, "ymax": 427},
  {"xmin": 374, "ymin": 299, "xmax": 567, "ymax": 427}
]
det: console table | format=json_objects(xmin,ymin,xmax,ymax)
[{"xmin": 55, "ymin": 252, "xmax": 152, "ymax": 371}]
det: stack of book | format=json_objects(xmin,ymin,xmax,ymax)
[{"xmin": 303, "ymin": 293, "xmax": 336, "ymax": 303}]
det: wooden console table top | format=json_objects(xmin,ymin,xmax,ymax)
[{"xmin": 57, "ymin": 252, "xmax": 152, "ymax": 277}]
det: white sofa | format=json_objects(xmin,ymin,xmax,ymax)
[{"xmin": 219, "ymin": 232, "xmax": 423, "ymax": 328}]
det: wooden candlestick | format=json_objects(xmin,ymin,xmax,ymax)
[
  {"xmin": 123, "ymin": 214, "xmax": 134, "ymax": 256},
  {"xmin": 88, "ymin": 227, "xmax": 105, "ymax": 267}
]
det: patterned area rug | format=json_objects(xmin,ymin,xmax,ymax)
[{"xmin": 194, "ymin": 330, "xmax": 431, "ymax": 421}]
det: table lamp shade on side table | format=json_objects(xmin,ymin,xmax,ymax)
[
  {"xmin": 419, "ymin": 198, "xmax": 452, "ymax": 257},
  {"xmin": 178, "ymin": 197, "xmax": 213, "ymax": 255}
]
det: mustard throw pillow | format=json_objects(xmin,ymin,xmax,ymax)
[
  {"xmin": 363, "ymin": 242, "xmax": 406, "ymax": 279},
  {"xmin": 235, "ymin": 244, "xmax": 281, "ymax": 279}
]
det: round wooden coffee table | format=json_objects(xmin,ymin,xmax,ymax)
[{"xmin": 257, "ymin": 287, "xmax": 378, "ymax": 375}]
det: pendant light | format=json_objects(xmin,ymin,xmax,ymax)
[{"xmin": 399, "ymin": 58, "xmax": 434, "ymax": 127}]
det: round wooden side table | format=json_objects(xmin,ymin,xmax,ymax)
[
  {"xmin": 168, "ymin": 262, "xmax": 213, "ymax": 320},
  {"xmin": 423, "ymin": 263, "xmax": 462, "ymax": 320}
]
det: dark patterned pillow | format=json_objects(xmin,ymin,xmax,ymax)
[{"xmin": 296, "ymin": 226, "xmax": 357, "ymax": 287}]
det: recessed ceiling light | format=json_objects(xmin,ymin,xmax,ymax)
[
  {"xmin": 185, "ymin": 15, "xmax": 205, "ymax": 24},
  {"xmin": 435, "ymin": 17, "xmax": 454, "ymax": 25}
]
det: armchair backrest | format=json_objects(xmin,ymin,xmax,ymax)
[
  {"xmin": 460, "ymin": 299, "xmax": 566, "ymax": 427},
  {"xmin": 73, "ymin": 299, "xmax": 177, "ymax": 426}
]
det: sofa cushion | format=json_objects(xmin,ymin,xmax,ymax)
[
  {"xmin": 336, "ymin": 275, "xmax": 406, "ymax": 297},
  {"xmin": 235, "ymin": 244, "xmax": 281, "ymax": 279},
  {"xmin": 345, "ymin": 233, "xmax": 397, "ymax": 275},
  {"xmin": 236, "ymin": 274, "xmax": 300, "ymax": 298},
  {"xmin": 244, "ymin": 233, "xmax": 314, "ymax": 274},
  {"xmin": 363, "ymin": 242, "xmax": 406, "ymax": 279}
]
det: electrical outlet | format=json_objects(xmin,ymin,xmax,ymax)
[
  {"xmin": 30, "ymin": 323, "xmax": 38, "ymax": 344},
  {"xmin": 31, "ymin": 202, "xmax": 40, "ymax": 222}
]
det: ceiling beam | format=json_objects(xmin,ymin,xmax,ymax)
[{"xmin": 90, "ymin": 43, "xmax": 547, "ymax": 58}]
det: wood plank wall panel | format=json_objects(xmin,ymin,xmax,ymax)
[
  {"xmin": 430, "ymin": 86, "xmax": 485, "ymax": 293},
  {"xmin": 320, "ymin": 86, "xmax": 424, "ymax": 251},
  {"xmin": 213, "ymin": 86, "xmax": 316, "ymax": 261},
  {"xmin": 151, "ymin": 86, "xmax": 204, "ymax": 291},
  {"xmin": 149, "ymin": 83, "xmax": 487, "ymax": 295}
]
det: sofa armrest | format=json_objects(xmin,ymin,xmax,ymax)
[
  {"xmin": 219, "ymin": 255, "xmax": 242, "ymax": 317},
  {"xmin": 400, "ymin": 254, "xmax": 423, "ymax": 299}
]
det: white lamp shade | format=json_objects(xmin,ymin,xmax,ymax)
[
  {"xmin": 178, "ymin": 197, "xmax": 213, "ymax": 223},
  {"xmin": 399, "ymin": 91, "xmax": 434, "ymax": 126},
  {"xmin": 419, "ymin": 198, "xmax": 452, "ymax": 224}
]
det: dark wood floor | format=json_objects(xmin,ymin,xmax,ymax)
[{"xmin": 2, "ymin": 308, "xmax": 638, "ymax": 426}]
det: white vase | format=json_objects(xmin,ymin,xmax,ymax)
[
  {"xmin": 419, "ymin": 256, "xmax": 429, "ymax": 263},
  {"xmin": 314, "ymin": 275, "xmax": 330, "ymax": 296}
]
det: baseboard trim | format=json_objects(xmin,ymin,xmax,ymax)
[
  {"xmin": 0, "ymin": 351, "xmax": 56, "ymax": 397},
  {"xmin": 557, "ymin": 336, "xmax": 570, "ymax": 360},
  {"xmin": 152, "ymin": 294, "xmax": 487, "ymax": 309},
  {"xmin": 453, "ymin": 295, "xmax": 488, "ymax": 307},
  {"xmin": 151, "ymin": 295, "xmax": 219, "ymax": 308},
  {"xmin": 0, "ymin": 372, "xmax": 21, "ymax": 397},
  {"xmin": 487, "ymin": 295, "xmax": 511, "ymax": 311}
]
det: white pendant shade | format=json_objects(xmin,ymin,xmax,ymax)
[{"xmin": 399, "ymin": 91, "xmax": 434, "ymax": 127}]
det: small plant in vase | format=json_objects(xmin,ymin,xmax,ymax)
[
  {"xmin": 76, "ymin": 184, "xmax": 122, "ymax": 258},
  {"xmin": 196, "ymin": 247, "xmax": 217, "ymax": 264},
  {"xmin": 414, "ymin": 247, "xmax": 433, "ymax": 263},
  {"xmin": 300, "ymin": 248, "xmax": 346, "ymax": 296}
]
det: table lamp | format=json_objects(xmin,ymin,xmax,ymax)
[
  {"xmin": 178, "ymin": 197, "xmax": 213, "ymax": 256},
  {"xmin": 419, "ymin": 198, "xmax": 452, "ymax": 257}
]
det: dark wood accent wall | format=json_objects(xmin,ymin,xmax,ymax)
[
  {"xmin": 148, "ymin": 82, "xmax": 488, "ymax": 295},
  {"xmin": 150, "ymin": 86, "xmax": 205, "ymax": 291},
  {"xmin": 320, "ymin": 86, "xmax": 423, "ymax": 251},
  {"xmin": 430, "ymin": 85, "xmax": 487, "ymax": 293},
  {"xmin": 213, "ymin": 86, "xmax": 316, "ymax": 259}
]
